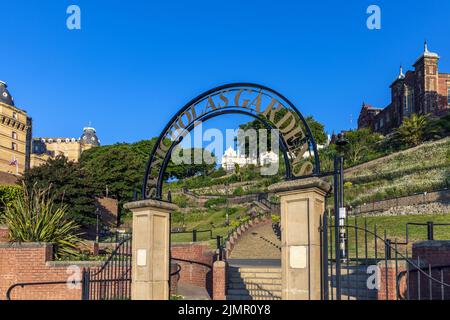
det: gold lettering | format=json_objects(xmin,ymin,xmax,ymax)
[
  {"xmin": 261, "ymin": 98, "xmax": 283, "ymax": 122},
  {"xmin": 248, "ymin": 92, "xmax": 263, "ymax": 113},
  {"xmin": 284, "ymin": 126, "xmax": 305, "ymax": 143},
  {"xmin": 234, "ymin": 89, "xmax": 250, "ymax": 108},
  {"xmin": 218, "ymin": 93, "xmax": 229, "ymax": 108},
  {"xmin": 292, "ymin": 143, "xmax": 310, "ymax": 164},
  {"xmin": 206, "ymin": 97, "xmax": 217, "ymax": 111},
  {"xmin": 275, "ymin": 111, "xmax": 296, "ymax": 134}
]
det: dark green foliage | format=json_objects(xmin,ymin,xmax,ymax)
[
  {"xmin": 0, "ymin": 185, "xmax": 22, "ymax": 213},
  {"xmin": 21, "ymin": 156, "xmax": 97, "ymax": 227}
]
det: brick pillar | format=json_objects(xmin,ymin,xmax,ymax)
[
  {"xmin": 213, "ymin": 260, "xmax": 227, "ymax": 300},
  {"xmin": 377, "ymin": 260, "xmax": 407, "ymax": 300}
]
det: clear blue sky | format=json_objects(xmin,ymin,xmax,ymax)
[{"xmin": 2, "ymin": 1, "xmax": 450, "ymax": 145}]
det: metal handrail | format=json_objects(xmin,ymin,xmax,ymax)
[{"xmin": 6, "ymin": 280, "xmax": 80, "ymax": 300}]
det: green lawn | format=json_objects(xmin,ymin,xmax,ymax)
[
  {"xmin": 329, "ymin": 213, "xmax": 450, "ymax": 259},
  {"xmin": 170, "ymin": 205, "xmax": 250, "ymax": 246}
]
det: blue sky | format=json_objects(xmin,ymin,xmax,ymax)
[{"xmin": 2, "ymin": 1, "xmax": 450, "ymax": 146}]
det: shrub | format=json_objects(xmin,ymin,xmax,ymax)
[
  {"xmin": 233, "ymin": 187, "xmax": 244, "ymax": 196},
  {"xmin": 0, "ymin": 185, "xmax": 22, "ymax": 213},
  {"xmin": 0, "ymin": 184, "xmax": 84, "ymax": 259},
  {"xmin": 204, "ymin": 197, "xmax": 227, "ymax": 208}
]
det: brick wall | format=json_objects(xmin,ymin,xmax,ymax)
[
  {"xmin": 409, "ymin": 241, "xmax": 450, "ymax": 299},
  {"xmin": 0, "ymin": 225, "xmax": 8, "ymax": 242},
  {"xmin": 377, "ymin": 260, "xmax": 407, "ymax": 300},
  {"xmin": 171, "ymin": 242, "xmax": 216, "ymax": 298},
  {"xmin": 0, "ymin": 243, "xmax": 101, "ymax": 300}
]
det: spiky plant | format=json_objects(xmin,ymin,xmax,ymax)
[
  {"xmin": 0, "ymin": 184, "xmax": 84, "ymax": 259},
  {"xmin": 395, "ymin": 114, "xmax": 429, "ymax": 147}
]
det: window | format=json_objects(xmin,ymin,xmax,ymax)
[
  {"xmin": 404, "ymin": 88, "xmax": 414, "ymax": 116},
  {"xmin": 12, "ymin": 112, "xmax": 17, "ymax": 120},
  {"xmin": 448, "ymin": 84, "xmax": 450, "ymax": 106},
  {"xmin": 11, "ymin": 142, "xmax": 17, "ymax": 151},
  {"xmin": 380, "ymin": 118, "xmax": 384, "ymax": 128},
  {"xmin": 12, "ymin": 132, "xmax": 17, "ymax": 140}
]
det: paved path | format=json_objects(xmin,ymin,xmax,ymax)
[
  {"xmin": 229, "ymin": 223, "xmax": 281, "ymax": 260},
  {"xmin": 178, "ymin": 284, "xmax": 211, "ymax": 300}
]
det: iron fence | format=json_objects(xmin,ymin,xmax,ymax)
[{"xmin": 322, "ymin": 213, "xmax": 450, "ymax": 300}]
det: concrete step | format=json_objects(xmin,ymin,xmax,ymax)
[
  {"xmin": 228, "ymin": 288, "xmax": 281, "ymax": 296},
  {"xmin": 228, "ymin": 267, "xmax": 281, "ymax": 274},
  {"xmin": 228, "ymin": 277, "xmax": 282, "ymax": 285},
  {"xmin": 228, "ymin": 282, "xmax": 282, "ymax": 291},
  {"xmin": 227, "ymin": 294, "xmax": 282, "ymax": 301},
  {"xmin": 229, "ymin": 272, "xmax": 281, "ymax": 280}
]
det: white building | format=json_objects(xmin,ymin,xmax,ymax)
[{"xmin": 221, "ymin": 147, "xmax": 279, "ymax": 171}]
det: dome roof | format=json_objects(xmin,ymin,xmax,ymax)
[
  {"xmin": 80, "ymin": 126, "xmax": 100, "ymax": 146},
  {"xmin": 0, "ymin": 81, "xmax": 15, "ymax": 106}
]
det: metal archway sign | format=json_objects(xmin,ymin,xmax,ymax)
[{"xmin": 143, "ymin": 83, "xmax": 321, "ymax": 200}]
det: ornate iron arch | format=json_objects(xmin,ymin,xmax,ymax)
[{"xmin": 143, "ymin": 83, "xmax": 321, "ymax": 200}]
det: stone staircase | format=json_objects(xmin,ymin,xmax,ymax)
[{"xmin": 227, "ymin": 266, "xmax": 282, "ymax": 300}]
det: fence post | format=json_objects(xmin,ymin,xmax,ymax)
[
  {"xmin": 216, "ymin": 236, "xmax": 223, "ymax": 261},
  {"xmin": 193, "ymin": 229, "xmax": 197, "ymax": 242},
  {"xmin": 427, "ymin": 222, "xmax": 434, "ymax": 241},
  {"xmin": 385, "ymin": 239, "xmax": 392, "ymax": 260}
]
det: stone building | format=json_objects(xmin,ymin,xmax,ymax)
[
  {"xmin": 31, "ymin": 126, "xmax": 100, "ymax": 167},
  {"xmin": 358, "ymin": 43, "xmax": 450, "ymax": 134},
  {"xmin": 0, "ymin": 81, "xmax": 32, "ymax": 178},
  {"xmin": 221, "ymin": 146, "xmax": 279, "ymax": 171}
]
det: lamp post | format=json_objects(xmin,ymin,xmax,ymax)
[
  {"xmin": 225, "ymin": 182, "xmax": 230, "ymax": 226},
  {"xmin": 95, "ymin": 208, "xmax": 100, "ymax": 243},
  {"xmin": 332, "ymin": 133, "xmax": 349, "ymax": 300}
]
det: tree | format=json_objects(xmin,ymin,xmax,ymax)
[
  {"xmin": 337, "ymin": 129, "xmax": 383, "ymax": 166},
  {"xmin": 395, "ymin": 114, "xmax": 429, "ymax": 147},
  {"xmin": 21, "ymin": 156, "xmax": 97, "ymax": 227},
  {"xmin": 238, "ymin": 114, "xmax": 328, "ymax": 156},
  {"xmin": 80, "ymin": 139, "xmax": 218, "ymax": 208}
]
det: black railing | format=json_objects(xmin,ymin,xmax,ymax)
[
  {"xmin": 406, "ymin": 221, "xmax": 450, "ymax": 243},
  {"xmin": 322, "ymin": 213, "xmax": 450, "ymax": 300},
  {"xmin": 171, "ymin": 229, "xmax": 213, "ymax": 242}
]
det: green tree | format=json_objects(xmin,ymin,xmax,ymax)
[
  {"xmin": 21, "ymin": 156, "xmax": 97, "ymax": 227},
  {"xmin": 337, "ymin": 129, "xmax": 383, "ymax": 166},
  {"xmin": 395, "ymin": 114, "xmax": 429, "ymax": 147}
]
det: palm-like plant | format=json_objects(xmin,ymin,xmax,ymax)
[
  {"xmin": 0, "ymin": 184, "xmax": 84, "ymax": 259},
  {"xmin": 395, "ymin": 114, "xmax": 429, "ymax": 147}
]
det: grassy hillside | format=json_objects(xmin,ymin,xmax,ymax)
[{"xmin": 344, "ymin": 137, "xmax": 450, "ymax": 206}]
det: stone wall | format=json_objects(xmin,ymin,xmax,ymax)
[{"xmin": 353, "ymin": 189, "xmax": 450, "ymax": 216}]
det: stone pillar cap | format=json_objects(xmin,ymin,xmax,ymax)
[
  {"xmin": 268, "ymin": 177, "xmax": 332, "ymax": 194},
  {"xmin": 124, "ymin": 199, "xmax": 178, "ymax": 211}
]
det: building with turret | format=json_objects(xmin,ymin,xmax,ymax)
[
  {"xmin": 358, "ymin": 42, "xmax": 450, "ymax": 134},
  {"xmin": 31, "ymin": 126, "xmax": 100, "ymax": 167},
  {"xmin": 0, "ymin": 81, "xmax": 32, "ymax": 179}
]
